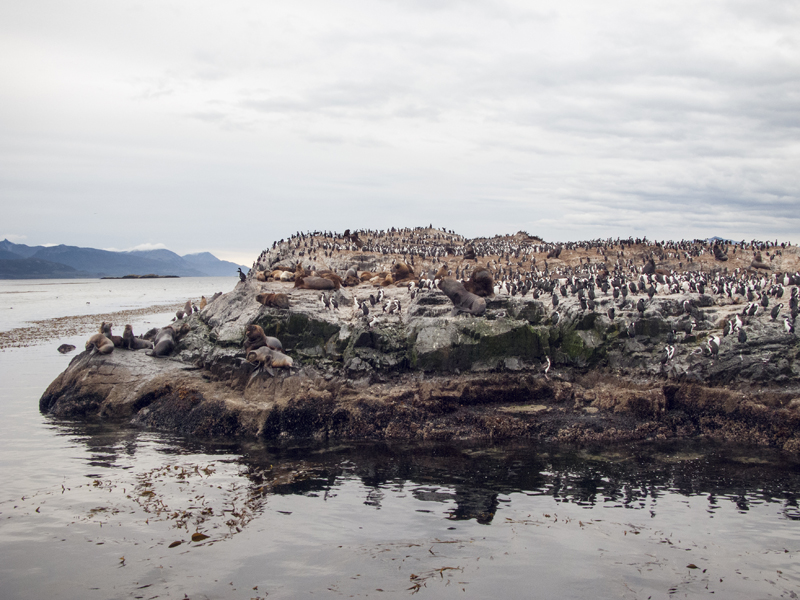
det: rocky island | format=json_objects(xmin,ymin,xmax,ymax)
[{"xmin": 40, "ymin": 227, "xmax": 800, "ymax": 452}]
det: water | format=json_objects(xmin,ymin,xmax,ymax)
[{"xmin": 1, "ymin": 280, "xmax": 800, "ymax": 599}]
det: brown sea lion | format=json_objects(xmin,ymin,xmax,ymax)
[
  {"xmin": 294, "ymin": 276, "xmax": 336, "ymax": 290},
  {"xmin": 360, "ymin": 272, "xmax": 374, "ymax": 281},
  {"xmin": 199, "ymin": 296, "xmax": 207, "ymax": 310},
  {"xmin": 255, "ymin": 270, "xmax": 267, "ymax": 282},
  {"xmin": 146, "ymin": 323, "xmax": 190, "ymax": 357},
  {"xmin": 255, "ymin": 292, "xmax": 290, "ymax": 308},
  {"xmin": 183, "ymin": 299, "xmax": 192, "ymax": 317},
  {"xmin": 463, "ymin": 267, "xmax": 494, "ymax": 297},
  {"xmin": 99, "ymin": 322, "xmax": 123, "ymax": 347},
  {"xmin": 434, "ymin": 265, "xmax": 448, "ymax": 280},
  {"xmin": 438, "ymin": 278, "xmax": 486, "ymax": 317},
  {"xmin": 246, "ymin": 346, "xmax": 294, "ymax": 377},
  {"xmin": 243, "ymin": 324, "xmax": 284, "ymax": 353},
  {"xmin": 86, "ymin": 333, "xmax": 114, "ymax": 355},
  {"xmin": 122, "ymin": 324, "xmax": 154, "ymax": 350},
  {"xmin": 244, "ymin": 324, "xmax": 267, "ymax": 354},
  {"xmin": 279, "ymin": 271, "xmax": 295, "ymax": 282},
  {"xmin": 317, "ymin": 271, "xmax": 343, "ymax": 288},
  {"xmin": 57, "ymin": 344, "xmax": 76, "ymax": 354},
  {"xmin": 343, "ymin": 274, "xmax": 360, "ymax": 287},
  {"xmin": 381, "ymin": 274, "xmax": 394, "ymax": 286},
  {"xmin": 391, "ymin": 262, "xmax": 414, "ymax": 281}
]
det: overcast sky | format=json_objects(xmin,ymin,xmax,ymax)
[{"xmin": 1, "ymin": 0, "xmax": 798, "ymax": 265}]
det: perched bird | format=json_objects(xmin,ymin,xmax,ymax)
[
  {"xmin": 738, "ymin": 328, "xmax": 748, "ymax": 344},
  {"xmin": 552, "ymin": 294, "xmax": 559, "ymax": 308},
  {"xmin": 551, "ymin": 311, "xmax": 560, "ymax": 326},
  {"xmin": 331, "ymin": 297, "xmax": 339, "ymax": 311},
  {"xmin": 771, "ymin": 303, "xmax": 783, "ymax": 321},
  {"xmin": 785, "ymin": 318, "xmax": 795, "ymax": 334},
  {"xmin": 637, "ymin": 298, "xmax": 645, "ymax": 315},
  {"xmin": 238, "ymin": 267, "xmax": 246, "ymax": 282},
  {"xmin": 607, "ymin": 307, "xmax": 615, "ymax": 320},
  {"xmin": 627, "ymin": 321, "xmax": 636, "ymax": 338},
  {"xmin": 707, "ymin": 335, "xmax": 721, "ymax": 359},
  {"xmin": 543, "ymin": 356, "xmax": 551, "ymax": 379},
  {"xmin": 661, "ymin": 345, "xmax": 675, "ymax": 364}
]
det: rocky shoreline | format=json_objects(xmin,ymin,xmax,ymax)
[{"xmin": 40, "ymin": 229, "xmax": 800, "ymax": 452}]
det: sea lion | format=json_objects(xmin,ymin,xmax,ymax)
[
  {"xmin": 438, "ymin": 278, "xmax": 486, "ymax": 317},
  {"xmin": 99, "ymin": 322, "xmax": 123, "ymax": 347},
  {"xmin": 317, "ymin": 271, "xmax": 343, "ymax": 288},
  {"xmin": 294, "ymin": 276, "xmax": 336, "ymax": 290},
  {"xmin": 244, "ymin": 324, "xmax": 284, "ymax": 353},
  {"xmin": 57, "ymin": 344, "xmax": 76, "ymax": 354},
  {"xmin": 244, "ymin": 324, "xmax": 267, "ymax": 354},
  {"xmin": 255, "ymin": 292, "xmax": 290, "ymax": 308},
  {"xmin": 463, "ymin": 267, "xmax": 494, "ymax": 297},
  {"xmin": 183, "ymin": 299, "xmax": 192, "ymax": 317},
  {"xmin": 122, "ymin": 324, "xmax": 154, "ymax": 350},
  {"xmin": 199, "ymin": 296, "xmax": 207, "ymax": 310},
  {"xmin": 343, "ymin": 274, "xmax": 361, "ymax": 287},
  {"xmin": 279, "ymin": 271, "xmax": 295, "ymax": 282},
  {"xmin": 86, "ymin": 333, "xmax": 114, "ymax": 355},
  {"xmin": 434, "ymin": 265, "xmax": 448, "ymax": 280},
  {"xmin": 391, "ymin": 262, "xmax": 414, "ymax": 281},
  {"xmin": 360, "ymin": 272, "xmax": 374, "ymax": 281},
  {"xmin": 255, "ymin": 270, "xmax": 267, "ymax": 282},
  {"xmin": 146, "ymin": 323, "xmax": 190, "ymax": 357},
  {"xmin": 246, "ymin": 346, "xmax": 294, "ymax": 377}
]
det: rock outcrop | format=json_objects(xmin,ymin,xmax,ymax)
[{"xmin": 40, "ymin": 230, "xmax": 800, "ymax": 452}]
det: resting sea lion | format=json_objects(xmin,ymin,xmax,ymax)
[
  {"xmin": 122, "ymin": 324, "xmax": 154, "ymax": 350},
  {"xmin": 438, "ymin": 278, "xmax": 486, "ymax": 317},
  {"xmin": 294, "ymin": 276, "xmax": 336, "ymax": 290},
  {"xmin": 199, "ymin": 296, "xmax": 207, "ymax": 310},
  {"xmin": 280, "ymin": 271, "xmax": 295, "ymax": 282},
  {"xmin": 360, "ymin": 272, "xmax": 374, "ymax": 281},
  {"xmin": 246, "ymin": 346, "xmax": 294, "ymax": 377},
  {"xmin": 463, "ymin": 267, "xmax": 494, "ymax": 297},
  {"xmin": 99, "ymin": 322, "xmax": 123, "ymax": 347},
  {"xmin": 57, "ymin": 344, "xmax": 76, "ymax": 354},
  {"xmin": 255, "ymin": 270, "xmax": 267, "ymax": 282},
  {"xmin": 255, "ymin": 292, "xmax": 290, "ymax": 308},
  {"xmin": 86, "ymin": 333, "xmax": 114, "ymax": 355},
  {"xmin": 391, "ymin": 262, "xmax": 414, "ymax": 281},
  {"xmin": 146, "ymin": 323, "xmax": 190, "ymax": 357}
]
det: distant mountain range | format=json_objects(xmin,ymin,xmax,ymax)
[{"xmin": 0, "ymin": 239, "xmax": 249, "ymax": 279}]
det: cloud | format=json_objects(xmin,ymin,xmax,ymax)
[{"xmin": 126, "ymin": 243, "xmax": 169, "ymax": 251}]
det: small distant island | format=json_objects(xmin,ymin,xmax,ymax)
[{"xmin": 0, "ymin": 239, "xmax": 248, "ymax": 279}]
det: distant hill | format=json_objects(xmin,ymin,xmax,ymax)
[
  {"xmin": 181, "ymin": 252, "xmax": 247, "ymax": 277},
  {"xmin": 0, "ymin": 239, "xmax": 249, "ymax": 279}
]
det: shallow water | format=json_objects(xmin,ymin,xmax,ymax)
[{"xmin": 1, "ymin": 280, "xmax": 800, "ymax": 599}]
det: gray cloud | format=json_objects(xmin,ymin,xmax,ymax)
[{"xmin": 0, "ymin": 0, "xmax": 798, "ymax": 259}]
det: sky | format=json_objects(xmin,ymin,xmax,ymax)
[{"xmin": 1, "ymin": 0, "xmax": 798, "ymax": 266}]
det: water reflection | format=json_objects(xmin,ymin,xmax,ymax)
[{"xmin": 47, "ymin": 416, "xmax": 800, "ymax": 526}]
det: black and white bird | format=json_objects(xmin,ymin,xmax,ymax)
[
  {"xmin": 637, "ymin": 298, "xmax": 646, "ymax": 315},
  {"xmin": 551, "ymin": 311, "xmax": 560, "ymax": 326},
  {"xmin": 771, "ymin": 303, "xmax": 783, "ymax": 321},
  {"xmin": 360, "ymin": 301, "xmax": 369, "ymax": 317},
  {"xmin": 738, "ymin": 328, "xmax": 748, "ymax": 344},
  {"xmin": 707, "ymin": 335, "xmax": 721, "ymax": 359},
  {"xmin": 627, "ymin": 321, "xmax": 636, "ymax": 338},
  {"xmin": 331, "ymin": 297, "xmax": 339, "ymax": 311},
  {"xmin": 320, "ymin": 293, "xmax": 330, "ymax": 310},
  {"xmin": 607, "ymin": 307, "xmax": 615, "ymax": 320},
  {"xmin": 543, "ymin": 356, "xmax": 551, "ymax": 379},
  {"xmin": 785, "ymin": 318, "xmax": 795, "ymax": 334},
  {"xmin": 661, "ymin": 344, "xmax": 675, "ymax": 364},
  {"xmin": 237, "ymin": 267, "xmax": 246, "ymax": 282}
]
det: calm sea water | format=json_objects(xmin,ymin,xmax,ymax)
[{"xmin": 1, "ymin": 279, "xmax": 799, "ymax": 599}]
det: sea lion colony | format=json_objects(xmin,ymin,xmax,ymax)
[{"xmin": 86, "ymin": 226, "xmax": 799, "ymax": 366}]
